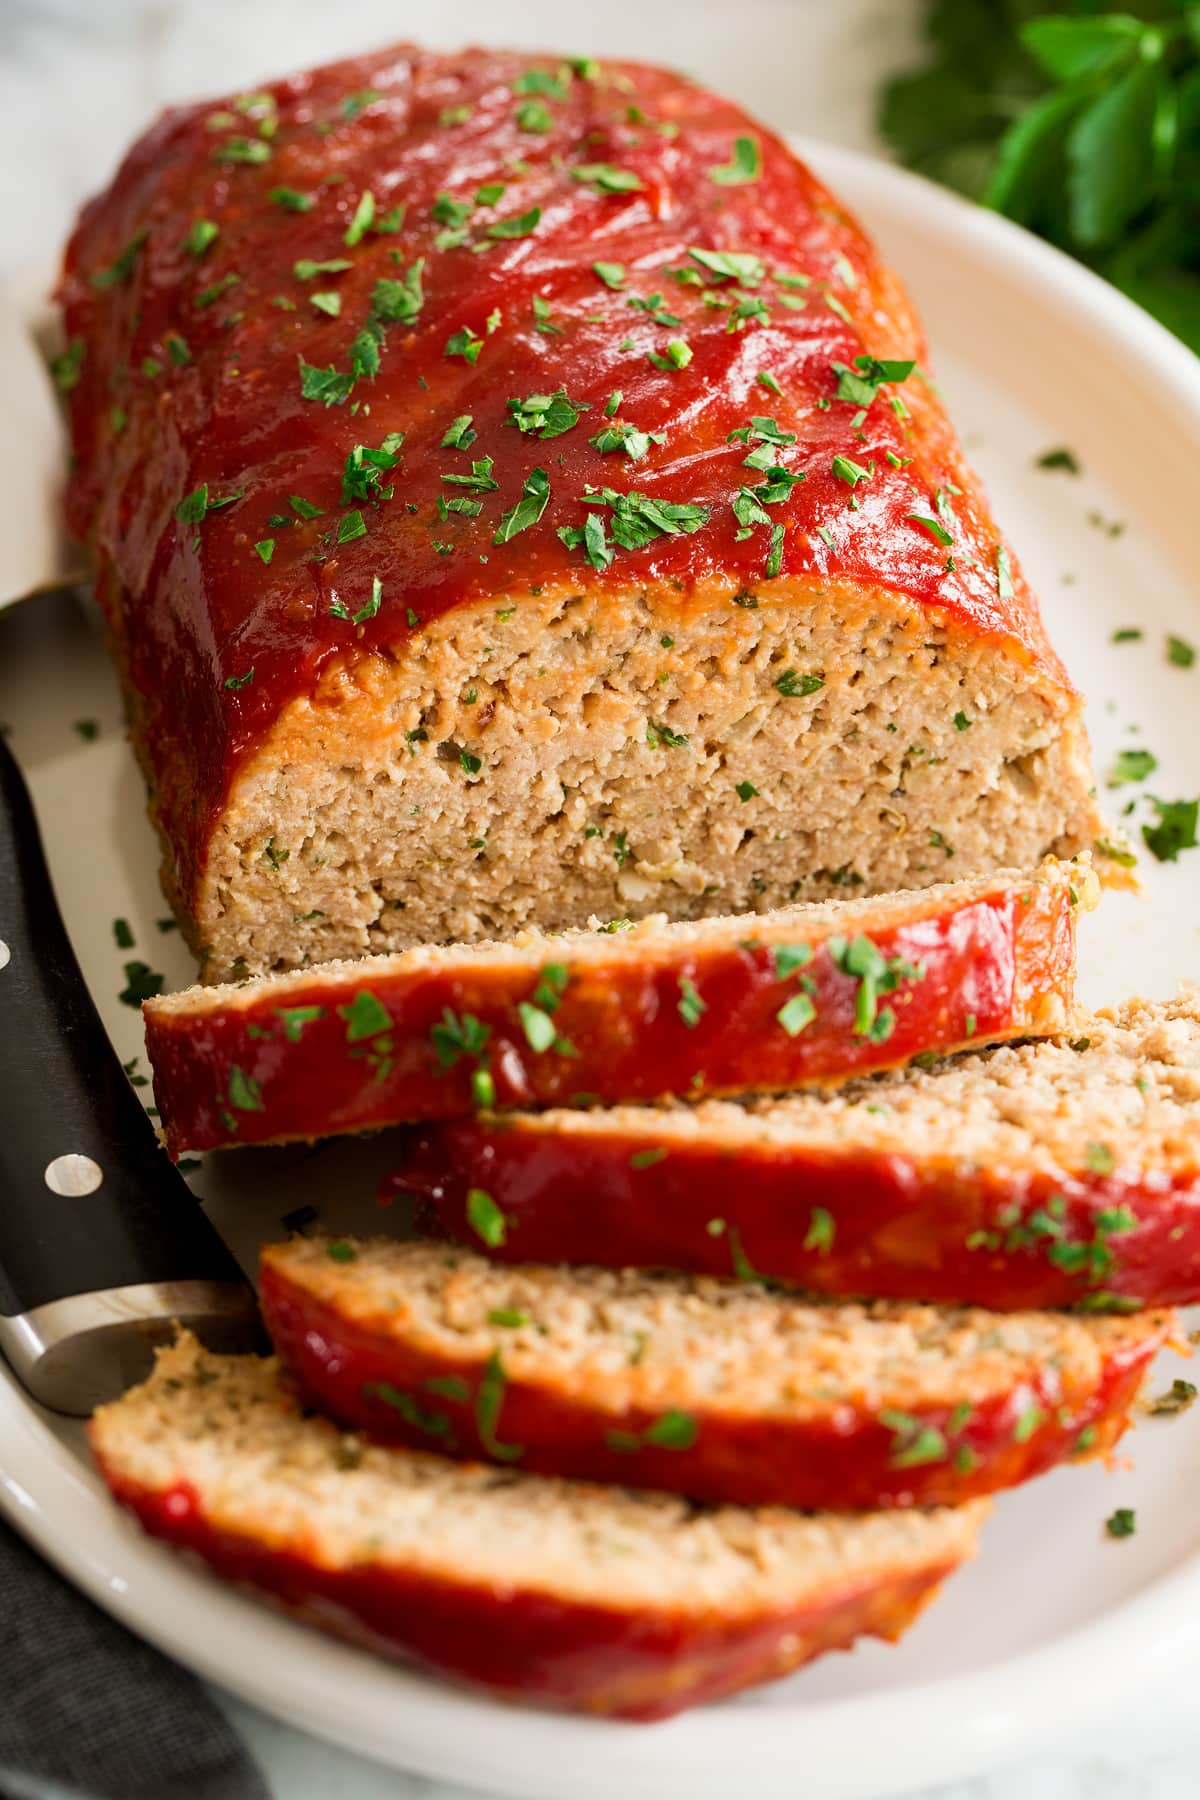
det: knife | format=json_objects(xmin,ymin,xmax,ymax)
[{"xmin": 0, "ymin": 727, "xmax": 263, "ymax": 1415}]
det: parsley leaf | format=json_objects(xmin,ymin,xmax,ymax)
[
  {"xmin": 494, "ymin": 468, "xmax": 551, "ymax": 543},
  {"xmin": 710, "ymin": 135, "xmax": 761, "ymax": 185}
]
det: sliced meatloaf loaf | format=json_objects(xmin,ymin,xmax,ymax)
[
  {"xmin": 90, "ymin": 1333, "xmax": 986, "ymax": 1720},
  {"xmin": 405, "ymin": 990, "xmax": 1200, "ymax": 1312},
  {"xmin": 59, "ymin": 44, "xmax": 1107, "ymax": 982},
  {"xmin": 260, "ymin": 1237, "xmax": 1168, "ymax": 1510},
  {"xmin": 144, "ymin": 862, "xmax": 1087, "ymax": 1153}
]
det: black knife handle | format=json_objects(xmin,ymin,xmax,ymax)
[{"xmin": 0, "ymin": 731, "xmax": 251, "ymax": 1318}]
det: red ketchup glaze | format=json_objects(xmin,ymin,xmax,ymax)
[
  {"xmin": 147, "ymin": 879, "xmax": 1075, "ymax": 1153},
  {"xmin": 59, "ymin": 44, "xmax": 1067, "ymax": 913},
  {"xmin": 93, "ymin": 1462, "xmax": 960, "ymax": 1718},
  {"xmin": 259, "ymin": 1264, "xmax": 1164, "ymax": 1511},
  {"xmin": 401, "ymin": 1127, "xmax": 1200, "ymax": 1312}
]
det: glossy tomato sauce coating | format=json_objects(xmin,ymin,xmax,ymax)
[
  {"xmin": 97, "ymin": 1467, "xmax": 960, "ymax": 1719},
  {"xmin": 401, "ymin": 1125, "xmax": 1200, "ymax": 1312},
  {"xmin": 259, "ymin": 1254, "xmax": 1166, "ymax": 1511},
  {"xmin": 144, "ymin": 869, "xmax": 1081, "ymax": 1153},
  {"xmin": 59, "ymin": 45, "xmax": 1094, "ymax": 963}
]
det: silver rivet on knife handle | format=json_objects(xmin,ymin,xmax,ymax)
[{"xmin": 0, "ymin": 1282, "xmax": 264, "ymax": 1415}]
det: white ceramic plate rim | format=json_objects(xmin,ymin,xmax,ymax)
[{"xmin": 4, "ymin": 141, "xmax": 1200, "ymax": 1800}]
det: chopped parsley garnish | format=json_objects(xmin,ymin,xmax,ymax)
[
  {"xmin": 688, "ymin": 247, "xmax": 765, "ymax": 286},
  {"xmin": 339, "ymin": 89, "xmax": 381, "ymax": 120},
  {"xmin": 647, "ymin": 338, "xmax": 692, "ymax": 371},
  {"xmin": 494, "ymin": 468, "xmax": 551, "ymax": 543},
  {"xmin": 310, "ymin": 291, "xmax": 341, "ymax": 318},
  {"xmin": 195, "ymin": 272, "xmax": 240, "ymax": 309},
  {"xmin": 183, "ymin": 219, "xmax": 219, "ymax": 257},
  {"xmin": 1036, "ymin": 447, "xmax": 1080, "ymax": 473},
  {"xmin": 735, "ymin": 779, "xmax": 759, "ymax": 801},
  {"xmin": 342, "ymin": 431, "xmax": 403, "ymax": 505},
  {"xmin": 91, "ymin": 228, "xmax": 149, "ymax": 290},
  {"xmin": 344, "ymin": 190, "xmax": 376, "ymax": 246},
  {"xmin": 51, "ymin": 340, "xmax": 85, "ymax": 392},
  {"xmin": 775, "ymin": 669, "xmax": 824, "ymax": 698},
  {"xmin": 442, "ymin": 415, "xmax": 476, "ymax": 449},
  {"xmin": 879, "ymin": 1409, "xmax": 947, "ymax": 1469},
  {"xmin": 828, "ymin": 933, "xmax": 925, "ymax": 1038},
  {"xmin": 558, "ymin": 511, "xmax": 614, "ymax": 571},
  {"xmin": 506, "ymin": 389, "xmax": 588, "ymax": 437},
  {"xmin": 174, "ymin": 483, "xmax": 244, "ymax": 526},
  {"xmin": 831, "ymin": 354, "xmax": 914, "ymax": 406},
  {"xmin": 571, "ymin": 163, "xmax": 644, "ymax": 193},
  {"xmin": 223, "ymin": 667, "xmax": 254, "ymax": 691},
  {"xmin": 1142, "ymin": 796, "xmax": 1199, "ymax": 862},
  {"xmin": 1167, "ymin": 634, "xmax": 1196, "ymax": 668},
  {"xmin": 226, "ymin": 1065, "xmax": 264, "ymax": 1111},
  {"xmin": 476, "ymin": 1353, "xmax": 523, "ymax": 1462},
  {"xmin": 908, "ymin": 512, "xmax": 954, "ymax": 547},
  {"xmin": 709, "ymin": 135, "xmax": 761, "ymax": 185},
  {"xmin": 166, "ymin": 332, "xmax": 191, "ymax": 366},
  {"xmin": 1148, "ymin": 1378, "xmax": 1197, "ymax": 1416},
  {"xmin": 487, "ymin": 206, "xmax": 542, "ymax": 239},
  {"xmin": 297, "ymin": 358, "xmax": 355, "ymax": 406},
  {"xmin": 212, "ymin": 136, "xmax": 272, "ymax": 166},
  {"xmin": 1106, "ymin": 1507, "xmax": 1136, "ymax": 1539},
  {"xmin": 442, "ymin": 456, "xmax": 499, "ymax": 492},
  {"xmin": 607, "ymin": 1411, "xmax": 699, "ymax": 1454},
  {"xmin": 592, "ymin": 261, "xmax": 626, "ymax": 289},
  {"xmin": 803, "ymin": 1206, "xmax": 835, "ymax": 1254},
  {"xmin": 590, "ymin": 420, "xmax": 660, "ymax": 459},
  {"xmin": 445, "ymin": 325, "xmax": 483, "ymax": 363},
  {"xmin": 777, "ymin": 992, "xmax": 816, "ymax": 1036},
  {"xmin": 336, "ymin": 510, "xmax": 367, "ymax": 543},
  {"xmin": 953, "ymin": 710, "xmax": 972, "ymax": 731},
  {"xmin": 275, "ymin": 1005, "xmax": 324, "ymax": 1041},
  {"xmin": 572, "ymin": 489, "xmax": 710, "ymax": 554},
  {"xmin": 269, "ymin": 186, "xmax": 316, "ymax": 212},
  {"xmin": 677, "ymin": 976, "xmax": 706, "ymax": 1028},
  {"xmin": 294, "ymin": 257, "xmax": 352, "ymax": 280},
  {"xmin": 516, "ymin": 99, "xmax": 553, "ymax": 133},
  {"xmin": 336, "ymin": 990, "xmax": 391, "ymax": 1041},
  {"xmin": 1109, "ymin": 748, "xmax": 1157, "ymax": 787},
  {"xmin": 329, "ymin": 574, "xmax": 383, "ymax": 625},
  {"xmin": 513, "ymin": 67, "xmax": 568, "ymax": 97},
  {"xmin": 831, "ymin": 454, "xmax": 873, "ymax": 487},
  {"xmin": 646, "ymin": 720, "xmax": 689, "ymax": 749},
  {"xmin": 467, "ymin": 1187, "xmax": 508, "ymax": 1248},
  {"xmin": 430, "ymin": 1007, "xmax": 491, "ymax": 1069}
]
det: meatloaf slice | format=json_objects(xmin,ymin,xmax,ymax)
[
  {"xmin": 260, "ymin": 1237, "xmax": 1168, "ymax": 1511},
  {"xmin": 58, "ymin": 45, "xmax": 1108, "ymax": 982},
  {"xmin": 90, "ymin": 1332, "xmax": 986, "ymax": 1721},
  {"xmin": 144, "ymin": 861, "xmax": 1087, "ymax": 1154},
  {"xmin": 405, "ymin": 990, "xmax": 1200, "ymax": 1312}
]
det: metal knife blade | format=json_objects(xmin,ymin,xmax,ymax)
[{"xmin": 0, "ymin": 727, "xmax": 263, "ymax": 1414}]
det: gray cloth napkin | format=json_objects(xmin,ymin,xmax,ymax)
[{"xmin": 0, "ymin": 1519, "xmax": 271, "ymax": 1800}]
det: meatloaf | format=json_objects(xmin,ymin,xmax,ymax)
[
  {"xmin": 405, "ymin": 989, "xmax": 1200, "ymax": 1311},
  {"xmin": 260, "ymin": 1237, "xmax": 1167, "ymax": 1510},
  {"xmin": 90, "ymin": 1332, "xmax": 986, "ymax": 1720},
  {"xmin": 58, "ymin": 44, "xmax": 1107, "ymax": 981},
  {"xmin": 144, "ymin": 862, "xmax": 1087, "ymax": 1153}
]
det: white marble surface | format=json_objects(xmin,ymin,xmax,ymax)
[{"xmin": 5, "ymin": 1, "xmax": 1200, "ymax": 1795}]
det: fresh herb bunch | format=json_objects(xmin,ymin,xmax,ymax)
[{"xmin": 880, "ymin": 2, "xmax": 1200, "ymax": 351}]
